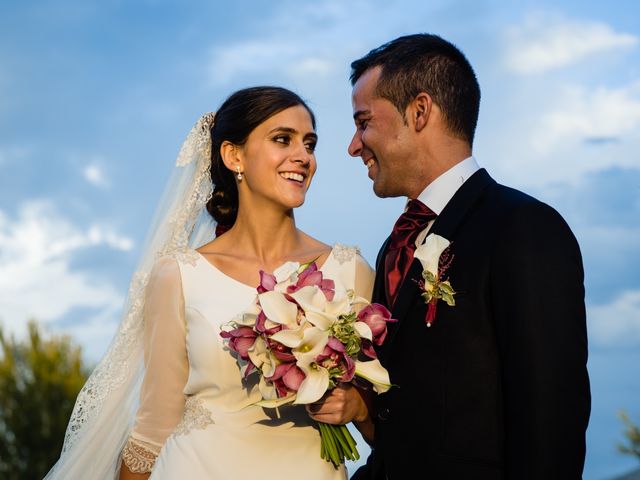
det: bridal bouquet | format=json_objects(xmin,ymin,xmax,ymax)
[{"xmin": 220, "ymin": 258, "xmax": 395, "ymax": 468}]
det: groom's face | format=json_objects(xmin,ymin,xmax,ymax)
[{"xmin": 348, "ymin": 67, "xmax": 414, "ymax": 198}]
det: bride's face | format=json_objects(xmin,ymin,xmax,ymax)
[{"xmin": 238, "ymin": 105, "xmax": 318, "ymax": 210}]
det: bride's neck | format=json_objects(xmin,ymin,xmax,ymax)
[{"xmin": 225, "ymin": 205, "xmax": 302, "ymax": 262}]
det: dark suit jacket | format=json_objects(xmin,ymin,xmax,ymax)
[{"xmin": 352, "ymin": 169, "xmax": 591, "ymax": 480}]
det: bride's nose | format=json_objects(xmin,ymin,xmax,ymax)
[{"xmin": 292, "ymin": 143, "xmax": 313, "ymax": 166}]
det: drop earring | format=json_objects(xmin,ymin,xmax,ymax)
[{"xmin": 236, "ymin": 166, "xmax": 243, "ymax": 181}]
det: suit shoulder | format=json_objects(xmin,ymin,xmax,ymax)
[
  {"xmin": 485, "ymin": 183, "xmax": 581, "ymax": 257},
  {"xmin": 487, "ymin": 182, "xmax": 570, "ymax": 229}
]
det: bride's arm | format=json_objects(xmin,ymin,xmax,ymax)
[
  {"xmin": 119, "ymin": 257, "xmax": 189, "ymax": 478},
  {"xmin": 119, "ymin": 465, "xmax": 150, "ymax": 480}
]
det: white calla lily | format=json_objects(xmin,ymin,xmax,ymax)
[
  {"xmin": 325, "ymin": 294, "xmax": 352, "ymax": 317},
  {"xmin": 304, "ymin": 310, "xmax": 337, "ymax": 330},
  {"xmin": 414, "ymin": 233, "xmax": 450, "ymax": 275},
  {"xmin": 355, "ymin": 359, "xmax": 392, "ymax": 393},
  {"xmin": 248, "ymin": 336, "xmax": 276, "ymax": 378},
  {"xmin": 290, "ymin": 286, "xmax": 352, "ymax": 330},
  {"xmin": 292, "ymin": 327, "xmax": 331, "ymax": 404},
  {"xmin": 354, "ymin": 321, "xmax": 373, "ymax": 341},
  {"xmin": 294, "ymin": 364, "xmax": 330, "ymax": 404},
  {"xmin": 233, "ymin": 302, "xmax": 261, "ymax": 327},
  {"xmin": 255, "ymin": 377, "xmax": 296, "ymax": 407},
  {"xmin": 258, "ymin": 291, "xmax": 298, "ymax": 328},
  {"xmin": 273, "ymin": 261, "xmax": 300, "ymax": 284},
  {"xmin": 269, "ymin": 323, "xmax": 308, "ymax": 348},
  {"xmin": 289, "ymin": 285, "xmax": 328, "ymax": 311}
]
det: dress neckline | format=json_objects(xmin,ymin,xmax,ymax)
[{"xmin": 194, "ymin": 246, "xmax": 336, "ymax": 290}]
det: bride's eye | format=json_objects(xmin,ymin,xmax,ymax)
[
  {"xmin": 274, "ymin": 135, "xmax": 290, "ymax": 145},
  {"xmin": 304, "ymin": 140, "xmax": 317, "ymax": 153}
]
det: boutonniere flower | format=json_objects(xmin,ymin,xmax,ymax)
[{"xmin": 413, "ymin": 233, "xmax": 456, "ymax": 327}]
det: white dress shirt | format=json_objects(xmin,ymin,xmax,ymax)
[{"xmin": 411, "ymin": 156, "xmax": 480, "ymax": 245}]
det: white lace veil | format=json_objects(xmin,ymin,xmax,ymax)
[{"xmin": 44, "ymin": 112, "xmax": 218, "ymax": 480}]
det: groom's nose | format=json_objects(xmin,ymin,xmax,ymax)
[{"xmin": 348, "ymin": 130, "xmax": 363, "ymax": 157}]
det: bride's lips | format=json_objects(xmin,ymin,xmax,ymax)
[{"xmin": 279, "ymin": 170, "xmax": 307, "ymax": 187}]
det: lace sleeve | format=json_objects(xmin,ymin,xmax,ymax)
[
  {"xmin": 121, "ymin": 437, "xmax": 160, "ymax": 473},
  {"xmin": 122, "ymin": 256, "xmax": 189, "ymax": 473}
]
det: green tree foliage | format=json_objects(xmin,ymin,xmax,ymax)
[
  {"xmin": 0, "ymin": 320, "xmax": 90, "ymax": 480},
  {"xmin": 618, "ymin": 410, "xmax": 640, "ymax": 461}
]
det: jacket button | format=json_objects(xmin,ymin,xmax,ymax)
[{"xmin": 377, "ymin": 408, "xmax": 390, "ymax": 421}]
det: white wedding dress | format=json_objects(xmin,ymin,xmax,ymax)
[{"xmin": 121, "ymin": 243, "xmax": 374, "ymax": 480}]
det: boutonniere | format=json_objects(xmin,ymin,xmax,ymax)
[{"xmin": 413, "ymin": 233, "xmax": 456, "ymax": 327}]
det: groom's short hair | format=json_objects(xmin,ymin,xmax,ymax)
[{"xmin": 350, "ymin": 33, "xmax": 480, "ymax": 146}]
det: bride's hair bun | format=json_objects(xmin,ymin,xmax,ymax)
[
  {"xmin": 205, "ymin": 86, "xmax": 316, "ymax": 235},
  {"xmin": 206, "ymin": 183, "xmax": 237, "ymax": 227}
]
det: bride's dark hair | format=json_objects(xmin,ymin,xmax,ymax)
[{"xmin": 206, "ymin": 86, "xmax": 316, "ymax": 234}]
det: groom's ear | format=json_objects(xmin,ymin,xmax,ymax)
[
  {"xmin": 220, "ymin": 141, "xmax": 242, "ymax": 172},
  {"xmin": 410, "ymin": 92, "xmax": 432, "ymax": 133}
]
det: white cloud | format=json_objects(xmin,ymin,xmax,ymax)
[
  {"xmin": 83, "ymin": 163, "xmax": 110, "ymax": 188},
  {"xmin": 532, "ymin": 81, "xmax": 640, "ymax": 154},
  {"xmin": 0, "ymin": 201, "xmax": 133, "ymax": 356},
  {"xmin": 475, "ymin": 79, "xmax": 640, "ymax": 188},
  {"xmin": 588, "ymin": 290, "xmax": 640, "ymax": 348},
  {"xmin": 208, "ymin": 41, "xmax": 337, "ymax": 84},
  {"xmin": 505, "ymin": 15, "xmax": 638, "ymax": 74},
  {"xmin": 205, "ymin": 0, "xmax": 411, "ymax": 87}
]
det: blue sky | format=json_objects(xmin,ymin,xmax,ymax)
[{"xmin": 1, "ymin": 0, "xmax": 639, "ymax": 478}]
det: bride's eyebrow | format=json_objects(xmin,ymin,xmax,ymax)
[
  {"xmin": 268, "ymin": 126, "xmax": 297, "ymax": 135},
  {"xmin": 268, "ymin": 126, "xmax": 317, "ymax": 139}
]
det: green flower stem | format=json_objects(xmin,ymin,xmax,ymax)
[{"xmin": 318, "ymin": 422, "xmax": 360, "ymax": 468}]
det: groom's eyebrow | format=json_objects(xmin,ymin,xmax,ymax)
[{"xmin": 353, "ymin": 110, "xmax": 369, "ymax": 120}]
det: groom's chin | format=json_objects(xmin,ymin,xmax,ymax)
[{"xmin": 372, "ymin": 184, "xmax": 398, "ymax": 199}]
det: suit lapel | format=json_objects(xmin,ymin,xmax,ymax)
[
  {"xmin": 381, "ymin": 169, "xmax": 495, "ymax": 352},
  {"xmin": 372, "ymin": 237, "xmax": 390, "ymax": 304},
  {"xmin": 428, "ymin": 168, "xmax": 494, "ymax": 240}
]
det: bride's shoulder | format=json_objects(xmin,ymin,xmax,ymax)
[
  {"xmin": 330, "ymin": 242, "xmax": 358, "ymax": 264},
  {"xmin": 331, "ymin": 242, "xmax": 371, "ymax": 269}
]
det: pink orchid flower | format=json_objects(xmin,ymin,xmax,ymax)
[
  {"xmin": 257, "ymin": 271, "xmax": 277, "ymax": 293},
  {"xmin": 267, "ymin": 362, "xmax": 306, "ymax": 397},
  {"xmin": 359, "ymin": 339, "xmax": 377, "ymax": 359},
  {"xmin": 357, "ymin": 303, "xmax": 397, "ymax": 346},
  {"xmin": 316, "ymin": 337, "xmax": 356, "ymax": 383},
  {"xmin": 219, "ymin": 326, "xmax": 258, "ymax": 360},
  {"xmin": 267, "ymin": 338, "xmax": 296, "ymax": 362},
  {"xmin": 286, "ymin": 263, "xmax": 336, "ymax": 301},
  {"xmin": 255, "ymin": 311, "xmax": 283, "ymax": 336}
]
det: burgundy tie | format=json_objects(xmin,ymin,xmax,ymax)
[{"xmin": 384, "ymin": 199, "xmax": 437, "ymax": 307}]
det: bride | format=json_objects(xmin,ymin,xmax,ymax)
[{"xmin": 44, "ymin": 86, "xmax": 375, "ymax": 479}]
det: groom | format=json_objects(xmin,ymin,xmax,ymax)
[{"xmin": 339, "ymin": 34, "xmax": 590, "ymax": 479}]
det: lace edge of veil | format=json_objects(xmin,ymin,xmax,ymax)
[{"xmin": 58, "ymin": 114, "xmax": 215, "ymax": 457}]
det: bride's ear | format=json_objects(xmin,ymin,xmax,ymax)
[{"xmin": 220, "ymin": 141, "xmax": 242, "ymax": 174}]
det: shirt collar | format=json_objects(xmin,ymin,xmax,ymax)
[{"xmin": 414, "ymin": 156, "xmax": 480, "ymax": 214}]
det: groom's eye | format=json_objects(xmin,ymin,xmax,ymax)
[{"xmin": 357, "ymin": 118, "xmax": 369, "ymax": 130}]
